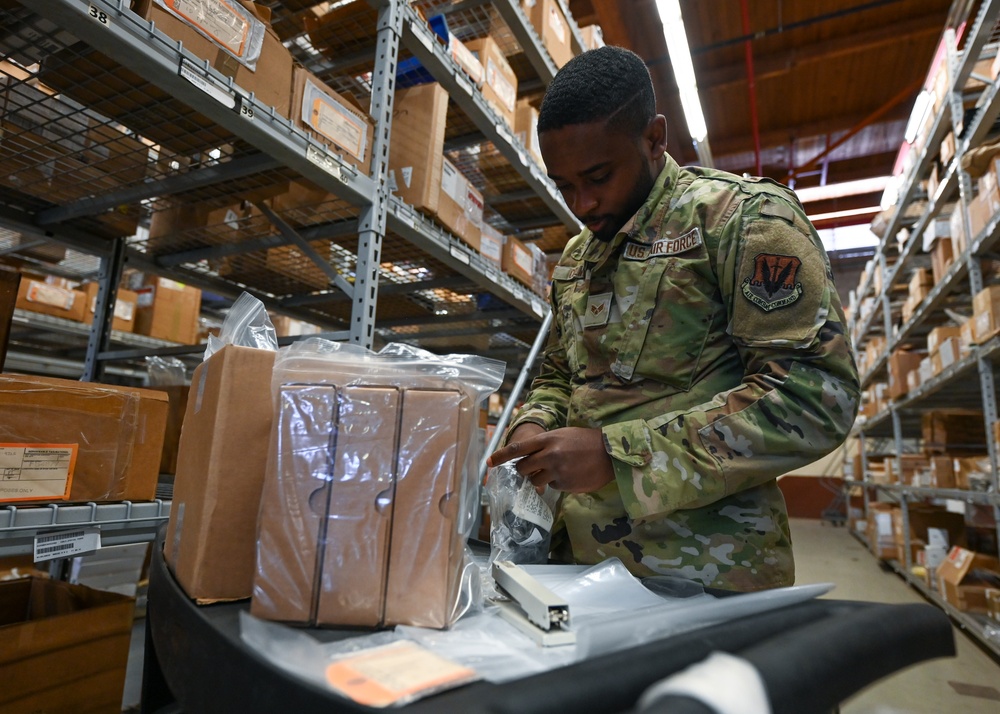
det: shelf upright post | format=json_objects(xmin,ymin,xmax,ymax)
[
  {"xmin": 900, "ymin": 490, "xmax": 913, "ymax": 574},
  {"xmin": 859, "ymin": 430, "xmax": 871, "ymax": 520},
  {"xmin": 878, "ymin": 251, "xmax": 893, "ymax": 351},
  {"xmin": 352, "ymin": 0, "xmax": 404, "ymax": 349},
  {"xmin": 82, "ymin": 236, "xmax": 127, "ymax": 383}
]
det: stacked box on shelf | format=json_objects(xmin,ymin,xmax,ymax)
[
  {"xmin": 892, "ymin": 506, "xmax": 966, "ymax": 563},
  {"xmin": 922, "ymin": 409, "xmax": 987, "ymax": 454},
  {"xmin": 132, "ymin": 275, "xmax": 202, "ymax": 345},
  {"xmin": 887, "ymin": 348, "xmax": 924, "ymax": 399},
  {"xmin": 927, "ymin": 325, "xmax": 962, "ymax": 375},
  {"xmin": 938, "ymin": 546, "xmax": 1000, "ymax": 613},
  {"xmin": 289, "ymin": 67, "xmax": 374, "ymax": 175},
  {"xmin": 514, "ymin": 98, "xmax": 544, "ymax": 168},
  {"xmin": 882, "ymin": 454, "xmax": 930, "ymax": 486},
  {"xmin": 952, "ymin": 454, "xmax": 992, "ymax": 491},
  {"xmin": 901, "ymin": 267, "xmax": 933, "ymax": 323},
  {"xmin": 972, "ymin": 285, "xmax": 1000, "ymax": 343},
  {"xmin": 867, "ymin": 502, "xmax": 898, "ymax": 559},
  {"xmin": 523, "ymin": 0, "xmax": 576, "ymax": 68},
  {"xmin": 466, "ymin": 36, "xmax": 518, "ymax": 130},
  {"xmin": 81, "ymin": 281, "xmax": 138, "ymax": 333},
  {"xmin": 14, "ymin": 275, "xmax": 86, "ymax": 323},
  {"xmin": 970, "ymin": 155, "xmax": 1000, "ymax": 240}
]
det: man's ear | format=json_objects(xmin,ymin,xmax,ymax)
[{"xmin": 644, "ymin": 115, "xmax": 668, "ymax": 158}]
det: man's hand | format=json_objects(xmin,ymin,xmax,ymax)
[{"xmin": 487, "ymin": 426, "xmax": 616, "ymax": 494}]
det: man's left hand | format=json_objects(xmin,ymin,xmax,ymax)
[{"xmin": 487, "ymin": 427, "xmax": 616, "ymax": 494}]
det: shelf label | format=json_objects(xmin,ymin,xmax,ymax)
[
  {"xmin": 0, "ymin": 444, "xmax": 77, "ymax": 503},
  {"xmin": 88, "ymin": 4, "xmax": 111, "ymax": 25},
  {"xmin": 34, "ymin": 526, "xmax": 101, "ymax": 563},
  {"xmin": 450, "ymin": 246, "xmax": 471, "ymax": 264},
  {"xmin": 415, "ymin": 27, "xmax": 434, "ymax": 52},
  {"xmin": 531, "ymin": 299, "xmax": 544, "ymax": 316},
  {"xmin": 179, "ymin": 59, "xmax": 235, "ymax": 109},
  {"xmin": 236, "ymin": 95, "xmax": 255, "ymax": 121},
  {"xmin": 306, "ymin": 145, "xmax": 345, "ymax": 182}
]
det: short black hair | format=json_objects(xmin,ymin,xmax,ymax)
[{"xmin": 537, "ymin": 46, "xmax": 656, "ymax": 138}]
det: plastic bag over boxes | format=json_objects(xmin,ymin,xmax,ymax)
[{"xmin": 251, "ymin": 339, "xmax": 504, "ymax": 629}]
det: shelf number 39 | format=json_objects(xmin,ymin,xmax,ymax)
[
  {"xmin": 237, "ymin": 97, "xmax": 255, "ymax": 121},
  {"xmin": 88, "ymin": 4, "xmax": 110, "ymax": 24}
]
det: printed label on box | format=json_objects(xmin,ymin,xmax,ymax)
[
  {"xmin": 441, "ymin": 161, "xmax": 464, "ymax": 204},
  {"xmin": 486, "ymin": 58, "xmax": 516, "ymax": 112},
  {"xmin": 161, "ymin": 0, "xmax": 252, "ymax": 58},
  {"xmin": 548, "ymin": 5, "xmax": 567, "ymax": 44},
  {"xmin": 465, "ymin": 186, "xmax": 484, "ymax": 227},
  {"xmin": 513, "ymin": 243, "xmax": 534, "ymax": 274},
  {"xmin": 480, "ymin": 232, "xmax": 503, "ymax": 263},
  {"xmin": 0, "ymin": 444, "xmax": 77, "ymax": 502},
  {"xmin": 26, "ymin": 282, "xmax": 75, "ymax": 311},
  {"xmin": 115, "ymin": 300, "xmax": 135, "ymax": 322},
  {"xmin": 136, "ymin": 287, "xmax": 155, "ymax": 307},
  {"xmin": 450, "ymin": 39, "xmax": 484, "ymax": 84},
  {"xmin": 303, "ymin": 80, "xmax": 367, "ymax": 162}
]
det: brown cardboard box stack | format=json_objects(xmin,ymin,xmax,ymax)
[
  {"xmin": 926, "ymin": 325, "xmax": 962, "ymax": 375},
  {"xmin": 81, "ymin": 282, "xmax": 139, "ymax": 333},
  {"xmin": 164, "ymin": 345, "xmax": 277, "ymax": 603},
  {"xmin": 0, "ymin": 578, "xmax": 134, "ymax": 714},
  {"xmin": 972, "ymin": 285, "xmax": 1000, "ymax": 343},
  {"xmin": 502, "ymin": 234, "xmax": 536, "ymax": 288},
  {"xmin": 523, "ymin": 0, "xmax": 575, "ymax": 68},
  {"xmin": 891, "ymin": 506, "xmax": 966, "ymax": 562},
  {"xmin": 0, "ymin": 374, "xmax": 167, "ymax": 504},
  {"xmin": 866, "ymin": 502, "xmax": 898, "ymax": 559},
  {"xmin": 466, "ymin": 36, "xmax": 519, "ymax": 129},
  {"xmin": 922, "ymin": 409, "xmax": 987, "ymax": 454},
  {"xmin": 887, "ymin": 348, "xmax": 923, "ymax": 399},
  {"xmin": 514, "ymin": 98, "xmax": 544, "ymax": 168},
  {"xmin": 133, "ymin": 276, "xmax": 203, "ymax": 345},
  {"xmin": 901, "ymin": 268, "xmax": 933, "ymax": 324}
]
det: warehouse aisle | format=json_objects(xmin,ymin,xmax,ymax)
[{"xmin": 790, "ymin": 518, "xmax": 1000, "ymax": 713}]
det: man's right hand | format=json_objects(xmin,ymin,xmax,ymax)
[{"xmin": 487, "ymin": 424, "xmax": 616, "ymax": 495}]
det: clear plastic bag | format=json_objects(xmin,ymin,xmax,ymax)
[
  {"xmin": 145, "ymin": 356, "xmax": 186, "ymax": 386},
  {"xmin": 251, "ymin": 338, "xmax": 504, "ymax": 630},
  {"xmin": 204, "ymin": 291, "xmax": 277, "ymax": 360},
  {"xmin": 487, "ymin": 460, "xmax": 560, "ymax": 567}
]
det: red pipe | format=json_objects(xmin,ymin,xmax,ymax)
[{"xmin": 740, "ymin": 0, "xmax": 762, "ymax": 176}]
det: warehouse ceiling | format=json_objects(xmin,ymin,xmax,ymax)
[{"xmin": 569, "ymin": 0, "xmax": 964, "ymax": 229}]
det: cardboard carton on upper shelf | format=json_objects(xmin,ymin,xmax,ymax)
[
  {"xmin": 0, "ymin": 373, "xmax": 167, "ymax": 503},
  {"xmin": 907, "ymin": 267, "xmax": 932, "ymax": 303},
  {"xmin": 887, "ymin": 348, "xmax": 923, "ymax": 400},
  {"xmin": 133, "ymin": 276, "xmax": 202, "ymax": 345},
  {"xmin": 465, "ymin": 36, "xmax": 518, "ymax": 129},
  {"xmin": 930, "ymin": 235, "xmax": 955, "ymax": 285},
  {"xmin": 972, "ymin": 284, "xmax": 1000, "ymax": 343},
  {"xmin": 81, "ymin": 282, "xmax": 139, "ymax": 333},
  {"xmin": 514, "ymin": 97, "xmax": 544, "ymax": 168},
  {"xmin": 952, "ymin": 454, "xmax": 992, "ymax": 490},
  {"xmin": 579, "ymin": 24, "xmax": 605, "ymax": 50},
  {"xmin": 502, "ymin": 234, "xmax": 536, "ymax": 289},
  {"xmin": 937, "ymin": 546, "xmax": 1000, "ymax": 613},
  {"xmin": 927, "ymin": 325, "xmax": 962, "ymax": 355},
  {"xmin": 479, "ymin": 223, "xmax": 505, "ymax": 268},
  {"xmin": 523, "ymin": 0, "xmax": 575, "ymax": 68},
  {"xmin": 0, "ymin": 577, "xmax": 134, "ymax": 714},
  {"xmin": 929, "ymin": 455, "xmax": 956, "ymax": 489},
  {"xmin": 438, "ymin": 157, "xmax": 484, "ymax": 250},
  {"xmin": 289, "ymin": 67, "xmax": 374, "ymax": 176},
  {"xmin": 932, "ymin": 336, "xmax": 965, "ymax": 374},
  {"xmin": 388, "ymin": 81, "xmax": 448, "ymax": 215},
  {"xmin": 164, "ymin": 345, "xmax": 276, "ymax": 603},
  {"xmin": 14, "ymin": 277, "xmax": 87, "ymax": 323}
]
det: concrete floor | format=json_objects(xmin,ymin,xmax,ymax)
[
  {"xmin": 123, "ymin": 518, "xmax": 1000, "ymax": 712},
  {"xmin": 789, "ymin": 517, "xmax": 1000, "ymax": 713}
]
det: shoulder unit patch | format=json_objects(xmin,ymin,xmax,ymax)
[{"xmin": 741, "ymin": 253, "xmax": 803, "ymax": 312}]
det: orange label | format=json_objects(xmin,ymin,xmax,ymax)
[{"xmin": 0, "ymin": 443, "xmax": 78, "ymax": 503}]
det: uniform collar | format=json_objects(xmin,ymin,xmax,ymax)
[{"xmin": 578, "ymin": 153, "xmax": 681, "ymax": 266}]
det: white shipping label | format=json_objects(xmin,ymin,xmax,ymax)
[
  {"xmin": 34, "ymin": 526, "xmax": 101, "ymax": 562},
  {"xmin": 927, "ymin": 527, "xmax": 950, "ymax": 549},
  {"xmin": 224, "ymin": 208, "xmax": 240, "ymax": 231},
  {"xmin": 875, "ymin": 512, "xmax": 892, "ymax": 538},
  {"xmin": 548, "ymin": 5, "xmax": 567, "ymax": 44},
  {"xmin": 441, "ymin": 161, "xmax": 464, "ymax": 204},
  {"xmin": 480, "ymin": 233, "xmax": 503, "ymax": 263},
  {"xmin": 513, "ymin": 243, "xmax": 534, "ymax": 274},
  {"xmin": 0, "ymin": 444, "xmax": 77, "ymax": 503},
  {"xmin": 450, "ymin": 39, "xmax": 484, "ymax": 84},
  {"xmin": 924, "ymin": 544, "xmax": 948, "ymax": 570},
  {"xmin": 26, "ymin": 282, "xmax": 74, "ymax": 310},
  {"xmin": 161, "ymin": 0, "xmax": 251, "ymax": 57},
  {"xmin": 511, "ymin": 477, "xmax": 554, "ymax": 531},
  {"xmin": 486, "ymin": 58, "xmax": 517, "ymax": 112},
  {"xmin": 114, "ymin": 300, "xmax": 135, "ymax": 322},
  {"xmin": 303, "ymin": 80, "xmax": 367, "ymax": 162},
  {"xmin": 136, "ymin": 287, "xmax": 155, "ymax": 307}
]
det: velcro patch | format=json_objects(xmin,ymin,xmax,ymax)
[
  {"xmin": 741, "ymin": 253, "xmax": 803, "ymax": 312},
  {"xmin": 584, "ymin": 292, "xmax": 613, "ymax": 328},
  {"xmin": 623, "ymin": 227, "xmax": 702, "ymax": 260}
]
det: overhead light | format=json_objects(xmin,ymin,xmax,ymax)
[
  {"xmin": 656, "ymin": 0, "xmax": 712, "ymax": 164},
  {"xmin": 794, "ymin": 176, "xmax": 892, "ymax": 204},
  {"xmin": 807, "ymin": 206, "xmax": 881, "ymax": 222}
]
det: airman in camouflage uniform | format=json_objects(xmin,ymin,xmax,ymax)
[{"xmin": 487, "ymin": 46, "xmax": 859, "ymax": 592}]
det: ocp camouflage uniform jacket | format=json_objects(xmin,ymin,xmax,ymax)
[{"xmin": 507, "ymin": 154, "xmax": 860, "ymax": 591}]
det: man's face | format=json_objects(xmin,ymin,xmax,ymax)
[{"xmin": 540, "ymin": 120, "xmax": 663, "ymax": 242}]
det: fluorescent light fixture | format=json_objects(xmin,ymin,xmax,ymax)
[
  {"xmin": 903, "ymin": 89, "xmax": 932, "ymax": 144},
  {"xmin": 817, "ymin": 224, "xmax": 879, "ymax": 252},
  {"xmin": 794, "ymin": 176, "xmax": 892, "ymax": 204},
  {"xmin": 807, "ymin": 206, "xmax": 881, "ymax": 222},
  {"xmin": 656, "ymin": 0, "xmax": 708, "ymax": 143}
]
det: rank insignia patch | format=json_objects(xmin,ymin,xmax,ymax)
[{"xmin": 741, "ymin": 253, "xmax": 803, "ymax": 312}]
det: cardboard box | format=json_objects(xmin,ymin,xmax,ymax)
[
  {"xmin": 134, "ymin": 277, "xmax": 202, "ymax": 345},
  {"xmin": 289, "ymin": 67, "xmax": 374, "ymax": 175},
  {"xmin": 867, "ymin": 502, "xmax": 898, "ymax": 560},
  {"xmin": 466, "ymin": 36, "xmax": 518, "ymax": 128},
  {"xmin": 389, "ymin": 82, "xmax": 448, "ymax": 213},
  {"xmin": 929, "ymin": 455, "xmax": 956, "ymax": 488},
  {"xmin": 502, "ymin": 234, "xmax": 536, "ymax": 288},
  {"xmin": 935, "ymin": 336, "xmax": 963, "ymax": 373},
  {"xmin": 157, "ymin": 384, "xmax": 189, "ymax": 476},
  {"xmin": 960, "ymin": 317, "xmax": 976, "ymax": 347},
  {"xmin": 973, "ymin": 284, "xmax": 1000, "ymax": 343},
  {"xmin": 271, "ymin": 315, "xmax": 321, "ymax": 338},
  {"xmin": 908, "ymin": 267, "xmax": 932, "ymax": 301},
  {"xmin": 0, "ymin": 578, "xmax": 134, "ymax": 714},
  {"xmin": 479, "ymin": 223, "xmax": 505, "ymax": 267},
  {"xmin": 252, "ymin": 383, "xmax": 467, "ymax": 628},
  {"xmin": 927, "ymin": 325, "xmax": 962, "ymax": 355},
  {"xmin": 580, "ymin": 24, "xmax": 605, "ymax": 50},
  {"xmin": 514, "ymin": 98, "xmax": 544, "ymax": 168},
  {"xmin": 81, "ymin": 282, "xmax": 139, "ymax": 333},
  {"xmin": 938, "ymin": 546, "xmax": 1000, "ymax": 613},
  {"xmin": 953, "ymin": 454, "xmax": 992, "ymax": 490},
  {"xmin": 922, "ymin": 410, "xmax": 986, "ymax": 454},
  {"xmin": 931, "ymin": 236, "xmax": 955, "ymax": 284},
  {"xmin": 894, "ymin": 506, "xmax": 966, "ymax": 551},
  {"xmin": 15, "ymin": 278, "xmax": 86, "ymax": 323},
  {"xmin": 438, "ymin": 157, "xmax": 484, "ymax": 249},
  {"xmin": 0, "ymin": 374, "xmax": 168, "ymax": 503},
  {"xmin": 941, "ymin": 131, "xmax": 956, "ymax": 167},
  {"xmin": 883, "ymin": 454, "xmax": 930, "ymax": 485},
  {"xmin": 887, "ymin": 348, "xmax": 923, "ymax": 400},
  {"xmin": 164, "ymin": 345, "xmax": 276, "ymax": 603},
  {"xmin": 524, "ymin": 0, "xmax": 575, "ymax": 68}
]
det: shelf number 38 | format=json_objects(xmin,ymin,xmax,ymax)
[{"xmin": 88, "ymin": 4, "xmax": 110, "ymax": 24}]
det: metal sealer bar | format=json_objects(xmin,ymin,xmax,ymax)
[{"xmin": 492, "ymin": 560, "xmax": 570, "ymax": 631}]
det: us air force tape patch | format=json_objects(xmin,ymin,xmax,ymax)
[
  {"xmin": 741, "ymin": 253, "xmax": 803, "ymax": 312},
  {"xmin": 623, "ymin": 227, "xmax": 702, "ymax": 260}
]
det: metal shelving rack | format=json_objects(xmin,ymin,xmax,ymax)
[
  {"xmin": 0, "ymin": 0, "xmax": 582, "ymax": 550},
  {"xmin": 848, "ymin": 0, "xmax": 1000, "ymax": 656}
]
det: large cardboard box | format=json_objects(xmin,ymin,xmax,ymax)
[
  {"xmin": 0, "ymin": 374, "xmax": 168, "ymax": 503},
  {"xmin": 887, "ymin": 348, "xmax": 923, "ymax": 400},
  {"xmin": 290, "ymin": 67, "xmax": 374, "ymax": 175},
  {"xmin": 438, "ymin": 157, "xmax": 484, "ymax": 249},
  {"xmin": 867, "ymin": 502, "xmax": 897, "ymax": 560},
  {"xmin": 921, "ymin": 409, "xmax": 986, "ymax": 454},
  {"xmin": 81, "ymin": 282, "xmax": 139, "ymax": 333},
  {"xmin": 502, "ymin": 234, "xmax": 535, "ymax": 288},
  {"xmin": 927, "ymin": 325, "xmax": 962, "ymax": 355},
  {"xmin": 0, "ymin": 578, "xmax": 134, "ymax": 714},
  {"xmin": 133, "ymin": 276, "xmax": 202, "ymax": 345},
  {"xmin": 524, "ymin": 0, "xmax": 575, "ymax": 68},
  {"xmin": 15, "ymin": 278, "xmax": 87, "ymax": 323},
  {"xmin": 164, "ymin": 345, "xmax": 276, "ymax": 603},
  {"xmin": 514, "ymin": 98, "xmax": 544, "ymax": 167},
  {"xmin": 389, "ymin": 82, "xmax": 448, "ymax": 212},
  {"xmin": 466, "ymin": 36, "xmax": 518, "ymax": 128},
  {"xmin": 938, "ymin": 546, "xmax": 1000, "ymax": 613},
  {"xmin": 931, "ymin": 236, "xmax": 955, "ymax": 284},
  {"xmin": 973, "ymin": 284, "xmax": 1000, "ymax": 343}
]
